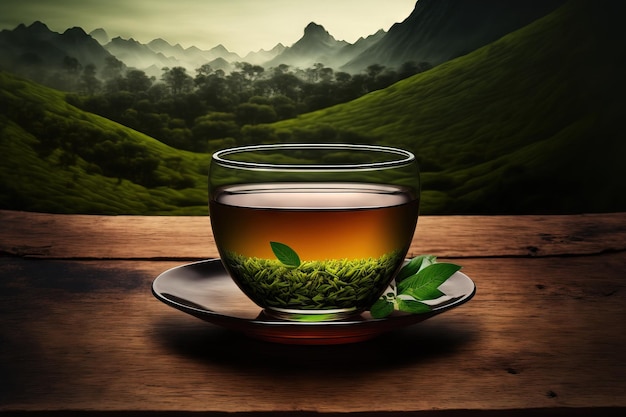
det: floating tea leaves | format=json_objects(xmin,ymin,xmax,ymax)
[{"xmin": 222, "ymin": 244, "xmax": 401, "ymax": 310}]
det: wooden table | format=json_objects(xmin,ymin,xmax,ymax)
[{"xmin": 1, "ymin": 209, "xmax": 625, "ymax": 416}]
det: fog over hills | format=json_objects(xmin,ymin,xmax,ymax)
[
  {"xmin": 263, "ymin": 22, "xmax": 349, "ymax": 69},
  {"xmin": 105, "ymin": 36, "xmax": 178, "ymax": 76},
  {"xmin": 243, "ymin": 43, "xmax": 287, "ymax": 66},
  {"xmin": 264, "ymin": 22, "xmax": 388, "ymax": 70},
  {"xmin": 90, "ymin": 29, "xmax": 246, "ymax": 77}
]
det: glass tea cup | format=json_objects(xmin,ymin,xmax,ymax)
[{"xmin": 209, "ymin": 143, "xmax": 420, "ymax": 321}]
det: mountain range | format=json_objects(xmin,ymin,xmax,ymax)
[
  {"xmin": 341, "ymin": 0, "xmax": 567, "ymax": 72},
  {"xmin": 0, "ymin": 0, "xmax": 566, "ymax": 84}
]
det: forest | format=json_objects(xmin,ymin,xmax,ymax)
[{"xmin": 62, "ymin": 57, "xmax": 432, "ymax": 152}]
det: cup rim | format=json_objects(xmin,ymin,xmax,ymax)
[{"xmin": 211, "ymin": 143, "xmax": 415, "ymax": 171}]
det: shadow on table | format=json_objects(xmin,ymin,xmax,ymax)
[{"xmin": 153, "ymin": 315, "xmax": 479, "ymax": 373}]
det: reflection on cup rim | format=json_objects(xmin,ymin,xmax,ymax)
[{"xmin": 211, "ymin": 143, "xmax": 415, "ymax": 171}]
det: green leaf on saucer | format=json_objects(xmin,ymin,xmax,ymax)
[
  {"xmin": 368, "ymin": 255, "xmax": 463, "ymax": 319},
  {"xmin": 397, "ymin": 298, "xmax": 432, "ymax": 314},
  {"xmin": 370, "ymin": 298, "xmax": 394, "ymax": 319},
  {"xmin": 396, "ymin": 254, "xmax": 437, "ymax": 282},
  {"xmin": 398, "ymin": 262, "xmax": 462, "ymax": 300}
]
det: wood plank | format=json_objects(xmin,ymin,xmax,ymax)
[
  {"xmin": 2, "ymin": 210, "xmax": 626, "ymax": 260},
  {"xmin": 1, "ymin": 253, "xmax": 625, "ymax": 413}
]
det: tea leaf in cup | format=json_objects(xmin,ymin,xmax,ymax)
[
  {"xmin": 224, "ymin": 249, "xmax": 401, "ymax": 310},
  {"xmin": 270, "ymin": 241, "xmax": 301, "ymax": 268}
]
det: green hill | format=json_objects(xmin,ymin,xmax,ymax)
[
  {"xmin": 0, "ymin": 71, "xmax": 211, "ymax": 214},
  {"xmin": 1, "ymin": 0, "xmax": 624, "ymax": 215},
  {"xmin": 265, "ymin": 0, "xmax": 626, "ymax": 214}
]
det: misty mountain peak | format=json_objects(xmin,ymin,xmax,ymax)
[
  {"xmin": 109, "ymin": 36, "xmax": 142, "ymax": 47},
  {"xmin": 63, "ymin": 27, "xmax": 88, "ymax": 38},
  {"xmin": 271, "ymin": 43, "xmax": 286, "ymax": 52},
  {"xmin": 149, "ymin": 38, "xmax": 170, "ymax": 46},
  {"xmin": 263, "ymin": 20, "xmax": 347, "ymax": 69},
  {"xmin": 147, "ymin": 38, "xmax": 183, "ymax": 54},
  {"xmin": 148, "ymin": 38, "xmax": 184, "ymax": 52},
  {"xmin": 14, "ymin": 21, "xmax": 51, "ymax": 36},
  {"xmin": 210, "ymin": 44, "xmax": 230, "ymax": 53},
  {"xmin": 89, "ymin": 28, "xmax": 109, "ymax": 44},
  {"xmin": 304, "ymin": 22, "xmax": 333, "ymax": 39},
  {"xmin": 305, "ymin": 22, "xmax": 323, "ymax": 31},
  {"xmin": 27, "ymin": 21, "xmax": 50, "ymax": 32}
]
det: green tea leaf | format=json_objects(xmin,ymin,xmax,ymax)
[
  {"xmin": 404, "ymin": 286, "xmax": 445, "ymax": 301},
  {"xmin": 396, "ymin": 254, "xmax": 437, "ymax": 282},
  {"xmin": 369, "ymin": 255, "xmax": 463, "ymax": 318},
  {"xmin": 270, "ymin": 241, "xmax": 301, "ymax": 268},
  {"xmin": 397, "ymin": 262, "xmax": 461, "ymax": 300},
  {"xmin": 397, "ymin": 298, "xmax": 432, "ymax": 314},
  {"xmin": 370, "ymin": 299, "xmax": 395, "ymax": 318}
]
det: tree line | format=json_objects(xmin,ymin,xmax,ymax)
[{"xmin": 66, "ymin": 56, "xmax": 432, "ymax": 152}]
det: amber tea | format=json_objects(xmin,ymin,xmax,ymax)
[{"xmin": 210, "ymin": 182, "xmax": 419, "ymax": 320}]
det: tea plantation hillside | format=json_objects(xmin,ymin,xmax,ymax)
[
  {"xmin": 267, "ymin": 0, "xmax": 626, "ymax": 214},
  {"xmin": 1, "ymin": 0, "xmax": 624, "ymax": 215},
  {"xmin": 0, "ymin": 71, "xmax": 210, "ymax": 214}
]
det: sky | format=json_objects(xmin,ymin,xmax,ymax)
[{"xmin": 0, "ymin": 0, "xmax": 417, "ymax": 56}]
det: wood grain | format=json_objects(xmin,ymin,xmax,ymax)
[
  {"xmin": 1, "ymin": 210, "xmax": 625, "ymax": 415},
  {"xmin": 2, "ymin": 210, "xmax": 626, "ymax": 259}
]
